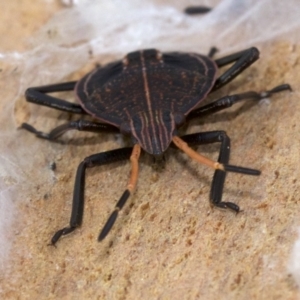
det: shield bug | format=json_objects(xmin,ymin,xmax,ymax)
[{"xmin": 21, "ymin": 48, "xmax": 291, "ymax": 244}]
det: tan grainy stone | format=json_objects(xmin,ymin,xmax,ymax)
[{"xmin": 1, "ymin": 1, "xmax": 300, "ymax": 300}]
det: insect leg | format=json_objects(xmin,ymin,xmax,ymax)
[
  {"xmin": 207, "ymin": 47, "xmax": 218, "ymax": 58},
  {"xmin": 187, "ymin": 84, "xmax": 292, "ymax": 120},
  {"xmin": 51, "ymin": 147, "xmax": 133, "ymax": 245},
  {"xmin": 173, "ymin": 134, "xmax": 260, "ymax": 212},
  {"xmin": 212, "ymin": 47, "xmax": 260, "ymax": 91},
  {"xmin": 25, "ymin": 81, "xmax": 87, "ymax": 114},
  {"xmin": 98, "ymin": 144, "xmax": 141, "ymax": 241},
  {"xmin": 21, "ymin": 119, "xmax": 119, "ymax": 140}
]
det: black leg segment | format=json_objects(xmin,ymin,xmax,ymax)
[
  {"xmin": 51, "ymin": 147, "xmax": 133, "ymax": 245},
  {"xmin": 179, "ymin": 131, "xmax": 260, "ymax": 212},
  {"xmin": 21, "ymin": 119, "xmax": 119, "ymax": 140},
  {"xmin": 187, "ymin": 84, "xmax": 292, "ymax": 121},
  {"xmin": 25, "ymin": 81, "xmax": 87, "ymax": 114},
  {"xmin": 212, "ymin": 47, "xmax": 260, "ymax": 92},
  {"xmin": 207, "ymin": 47, "xmax": 218, "ymax": 59},
  {"xmin": 98, "ymin": 189, "xmax": 131, "ymax": 241}
]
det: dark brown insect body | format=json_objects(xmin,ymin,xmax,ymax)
[
  {"xmin": 76, "ymin": 49, "xmax": 217, "ymax": 155},
  {"xmin": 22, "ymin": 47, "xmax": 291, "ymax": 244}
]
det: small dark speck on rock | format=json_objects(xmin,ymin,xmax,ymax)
[{"xmin": 49, "ymin": 162, "xmax": 56, "ymax": 171}]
